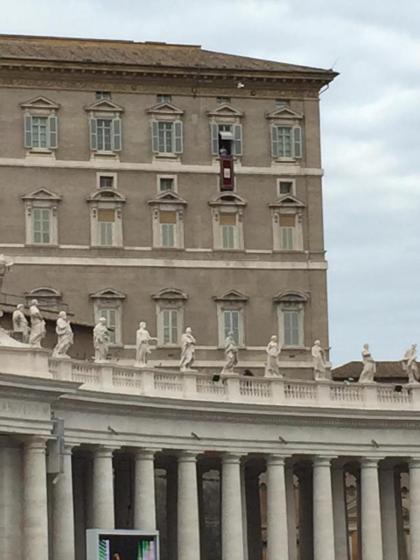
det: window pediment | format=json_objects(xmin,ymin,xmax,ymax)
[
  {"xmin": 214, "ymin": 289, "xmax": 249, "ymax": 303},
  {"xmin": 85, "ymin": 99, "xmax": 124, "ymax": 113},
  {"xmin": 266, "ymin": 107, "xmax": 303, "ymax": 120},
  {"xmin": 147, "ymin": 102, "xmax": 184, "ymax": 116},
  {"xmin": 269, "ymin": 195, "xmax": 305, "ymax": 209},
  {"xmin": 208, "ymin": 103, "xmax": 243, "ymax": 118},
  {"xmin": 87, "ymin": 189, "xmax": 126, "ymax": 203},
  {"xmin": 27, "ymin": 287, "xmax": 61, "ymax": 298},
  {"xmin": 152, "ymin": 288, "xmax": 188, "ymax": 301},
  {"xmin": 273, "ymin": 290, "xmax": 309, "ymax": 303},
  {"xmin": 148, "ymin": 191, "xmax": 187, "ymax": 206},
  {"xmin": 208, "ymin": 193, "xmax": 247, "ymax": 207},
  {"xmin": 89, "ymin": 288, "xmax": 126, "ymax": 300},
  {"xmin": 22, "ymin": 188, "xmax": 62, "ymax": 202},
  {"xmin": 20, "ymin": 96, "xmax": 60, "ymax": 110}
]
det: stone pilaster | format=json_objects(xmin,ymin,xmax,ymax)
[
  {"xmin": 313, "ymin": 456, "xmax": 335, "ymax": 560},
  {"xmin": 177, "ymin": 451, "xmax": 201, "ymax": 560},
  {"xmin": 360, "ymin": 458, "xmax": 383, "ymax": 560},
  {"xmin": 133, "ymin": 448, "xmax": 156, "ymax": 531},
  {"xmin": 266, "ymin": 455, "xmax": 289, "ymax": 560}
]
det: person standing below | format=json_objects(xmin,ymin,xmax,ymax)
[
  {"xmin": 12, "ymin": 303, "xmax": 29, "ymax": 343},
  {"xmin": 28, "ymin": 299, "xmax": 46, "ymax": 348}
]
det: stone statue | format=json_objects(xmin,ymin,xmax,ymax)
[
  {"xmin": 312, "ymin": 339, "xmax": 328, "ymax": 381},
  {"xmin": 52, "ymin": 311, "xmax": 74, "ymax": 358},
  {"xmin": 359, "ymin": 343, "xmax": 376, "ymax": 383},
  {"xmin": 93, "ymin": 317, "xmax": 110, "ymax": 362},
  {"xmin": 222, "ymin": 331, "xmax": 238, "ymax": 374},
  {"xmin": 0, "ymin": 254, "xmax": 13, "ymax": 293},
  {"xmin": 12, "ymin": 304, "xmax": 29, "ymax": 342},
  {"xmin": 135, "ymin": 321, "xmax": 156, "ymax": 367},
  {"xmin": 265, "ymin": 335, "xmax": 282, "ymax": 377},
  {"xmin": 402, "ymin": 344, "xmax": 419, "ymax": 384},
  {"xmin": 180, "ymin": 327, "xmax": 196, "ymax": 371},
  {"xmin": 28, "ymin": 299, "xmax": 46, "ymax": 348}
]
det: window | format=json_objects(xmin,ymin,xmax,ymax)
[
  {"xmin": 22, "ymin": 188, "xmax": 61, "ymax": 246},
  {"xmin": 277, "ymin": 179, "xmax": 295, "ymax": 196},
  {"xmin": 157, "ymin": 94, "xmax": 172, "ymax": 103},
  {"xmin": 159, "ymin": 177, "xmax": 175, "ymax": 192},
  {"xmin": 215, "ymin": 290, "xmax": 248, "ymax": 347},
  {"xmin": 96, "ymin": 119, "xmax": 112, "ymax": 151},
  {"xmin": 160, "ymin": 211, "xmax": 177, "ymax": 247},
  {"xmin": 211, "ymin": 123, "xmax": 242, "ymax": 156},
  {"xmin": 86, "ymin": 98, "xmax": 123, "ymax": 155},
  {"xmin": 223, "ymin": 309, "xmax": 240, "ymax": 343},
  {"xmin": 151, "ymin": 121, "xmax": 183, "ymax": 155},
  {"xmin": 279, "ymin": 214, "xmax": 295, "ymax": 250},
  {"xmin": 209, "ymin": 193, "xmax": 246, "ymax": 251},
  {"xmin": 267, "ymin": 106, "xmax": 303, "ymax": 160},
  {"xmin": 97, "ymin": 209, "xmax": 115, "ymax": 246},
  {"xmin": 149, "ymin": 191, "xmax": 187, "ymax": 249},
  {"xmin": 32, "ymin": 207, "xmax": 52, "ymax": 244},
  {"xmin": 99, "ymin": 175, "xmax": 115, "ymax": 189},
  {"xmin": 220, "ymin": 213, "xmax": 237, "ymax": 249},
  {"xmin": 21, "ymin": 96, "xmax": 59, "ymax": 153},
  {"xmin": 270, "ymin": 195, "xmax": 304, "ymax": 252},
  {"xmin": 88, "ymin": 189, "xmax": 126, "ymax": 247},
  {"xmin": 96, "ymin": 91, "xmax": 112, "ymax": 100},
  {"xmin": 275, "ymin": 99, "xmax": 289, "ymax": 108},
  {"xmin": 162, "ymin": 309, "xmax": 179, "ymax": 344},
  {"xmin": 98, "ymin": 307, "xmax": 117, "ymax": 344},
  {"xmin": 91, "ymin": 288, "xmax": 126, "ymax": 346},
  {"xmin": 275, "ymin": 291, "xmax": 307, "ymax": 348},
  {"xmin": 153, "ymin": 288, "xmax": 187, "ymax": 347}
]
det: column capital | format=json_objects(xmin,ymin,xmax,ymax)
[
  {"xmin": 313, "ymin": 455, "xmax": 336, "ymax": 467},
  {"xmin": 267, "ymin": 454, "xmax": 288, "ymax": 467},
  {"xmin": 222, "ymin": 452, "xmax": 243, "ymax": 465},
  {"xmin": 409, "ymin": 457, "xmax": 420, "ymax": 469},
  {"xmin": 133, "ymin": 448, "xmax": 158, "ymax": 461},
  {"xmin": 177, "ymin": 450, "xmax": 198, "ymax": 463},
  {"xmin": 361, "ymin": 457, "xmax": 382, "ymax": 468},
  {"xmin": 24, "ymin": 436, "xmax": 48, "ymax": 453},
  {"xmin": 93, "ymin": 445, "xmax": 119, "ymax": 459}
]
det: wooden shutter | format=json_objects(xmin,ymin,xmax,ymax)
[
  {"xmin": 211, "ymin": 123, "xmax": 219, "ymax": 155},
  {"xmin": 97, "ymin": 209, "xmax": 116, "ymax": 222},
  {"xmin": 219, "ymin": 213, "xmax": 236, "ymax": 225},
  {"xmin": 271, "ymin": 125, "xmax": 279, "ymax": 158},
  {"xmin": 151, "ymin": 121, "xmax": 159, "ymax": 153},
  {"xmin": 233, "ymin": 124, "xmax": 243, "ymax": 156},
  {"xmin": 159, "ymin": 211, "xmax": 177, "ymax": 224},
  {"xmin": 174, "ymin": 121, "xmax": 183, "ymax": 153},
  {"xmin": 24, "ymin": 115, "xmax": 33, "ymax": 148},
  {"xmin": 112, "ymin": 117, "xmax": 122, "ymax": 151},
  {"xmin": 293, "ymin": 126, "xmax": 302, "ymax": 158},
  {"xmin": 279, "ymin": 214, "xmax": 295, "ymax": 227},
  {"xmin": 89, "ymin": 118, "xmax": 98, "ymax": 150},
  {"xmin": 48, "ymin": 115, "xmax": 58, "ymax": 149}
]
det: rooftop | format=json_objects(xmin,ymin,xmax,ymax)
[
  {"xmin": 333, "ymin": 361, "xmax": 407, "ymax": 381},
  {"xmin": 0, "ymin": 34, "xmax": 337, "ymax": 79}
]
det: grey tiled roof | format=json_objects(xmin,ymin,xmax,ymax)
[{"xmin": 333, "ymin": 361, "xmax": 407, "ymax": 380}]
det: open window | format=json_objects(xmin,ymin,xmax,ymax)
[{"xmin": 208, "ymin": 104, "xmax": 243, "ymax": 157}]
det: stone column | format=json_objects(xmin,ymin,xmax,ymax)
[
  {"xmin": 332, "ymin": 463, "xmax": 350, "ymax": 560},
  {"xmin": 167, "ymin": 463, "xmax": 178, "ymax": 560},
  {"xmin": 409, "ymin": 459, "xmax": 420, "ymax": 559},
  {"xmin": 245, "ymin": 467, "xmax": 262, "ymax": 560},
  {"xmin": 133, "ymin": 449, "xmax": 156, "ymax": 531},
  {"xmin": 222, "ymin": 453, "xmax": 244, "ymax": 560},
  {"xmin": 0, "ymin": 442, "xmax": 22, "ymax": 559},
  {"xmin": 360, "ymin": 458, "xmax": 383, "ymax": 560},
  {"xmin": 92, "ymin": 446, "xmax": 116, "ymax": 529},
  {"xmin": 240, "ymin": 464, "xmax": 248, "ymax": 560},
  {"xmin": 23, "ymin": 437, "xmax": 49, "ymax": 560},
  {"xmin": 298, "ymin": 466, "xmax": 313, "ymax": 560},
  {"xmin": 53, "ymin": 445, "xmax": 76, "ymax": 560},
  {"xmin": 177, "ymin": 451, "xmax": 201, "ymax": 560},
  {"xmin": 313, "ymin": 456, "xmax": 335, "ymax": 560},
  {"xmin": 266, "ymin": 455, "xmax": 289, "ymax": 560},
  {"xmin": 379, "ymin": 464, "xmax": 399, "ymax": 560},
  {"xmin": 285, "ymin": 465, "xmax": 297, "ymax": 560}
]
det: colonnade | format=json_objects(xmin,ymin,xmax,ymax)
[{"xmin": 0, "ymin": 437, "xmax": 415, "ymax": 560}]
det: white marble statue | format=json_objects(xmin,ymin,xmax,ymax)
[
  {"xmin": 180, "ymin": 327, "xmax": 196, "ymax": 371},
  {"xmin": 402, "ymin": 344, "xmax": 419, "ymax": 384},
  {"xmin": 0, "ymin": 254, "xmax": 13, "ymax": 276},
  {"xmin": 12, "ymin": 304, "xmax": 29, "ymax": 342},
  {"xmin": 135, "ymin": 321, "xmax": 156, "ymax": 367},
  {"xmin": 28, "ymin": 299, "xmax": 46, "ymax": 348},
  {"xmin": 222, "ymin": 331, "xmax": 238, "ymax": 374},
  {"xmin": 93, "ymin": 317, "xmax": 110, "ymax": 362},
  {"xmin": 52, "ymin": 311, "xmax": 74, "ymax": 358},
  {"xmin": 312, "ymin": 339, "xmax": 328, "ymax": 381},
  {"xmin": 359, "ymin": 343, "xmax": 376, "ymax": 383},
  {"xmin": 265, "ymin": 335, "xmax": 282, "ymax": 377}
]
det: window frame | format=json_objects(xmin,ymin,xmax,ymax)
[
  {"xmin": 274, "ymin": 291, "xmax": 308, "ymax": 349},
  {"xmin": 22, "ymin": 188, "xmax": 61, "ymax": 246},
  {"xmin": 209, "ymin": 193, "xmax": 247, "ymax": 251},
  {"xmin": 266, "ymin": 107, "xmax": 304, "ymax": 162},
  {"xmin": 216, "ymin": 302, "xmax": 246, "ymax": 347},
  {"xmin": 85, "ymin": 99, "xmax": 124, "ymax": 158},
  {"xmin": 88, "ymin": 190, "xmax": 126, "ymax": 248},
  {"xmin": 157, "ymin": 174, "xmax": 178, "ymax": 193},
  {"xmin": 276, "ymin": 178, "xmax": 296, "ymax": 197},
  {"xmin": 153, "ymin": 288, "xmax": 188, "ymax": 348},
  {"xmin": 21, "ymin": 96, "xmax": 60, "ymax": 155},
  {"xmin": 96, "ymin": 172, "xmax": 118, "ymax": 190}
]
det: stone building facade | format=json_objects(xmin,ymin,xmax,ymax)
[{"xmin": 0, "ymin": 34, "xmax": 336, "ymax": 375}]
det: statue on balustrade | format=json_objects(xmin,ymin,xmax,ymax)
[
  {"xmin": 312, "ymin": 339, "xmax": 329, "ymax": 380},
  {"xmin": 28, "ymin": 299, "xmax": 46, "ymax": 348},
  {"xmin": 265, "ymin": 335, "xmax": 282, "ymax": 377},
  {"xmin": 180, "ymin": 327, "xmax": 196, "ymax": 371},
  {"xmin": 135, "ymin": 321, "xmax": 157, "ymax": 367},
  {"xmin": 0, "ymin": 254, "xmax": 13, "ymax": 293},
  {"xmin": 93, "ymin": 317, "xmax": 110, "ymax": 362},
  {"xmin": 402, "ymin": 344, "xmax": 419, "ymax": 384},
  {"xmin": 52, "ymin": 311, "xmax": 73, "ymax": 358},
  {"xmin": 222, "ymin": 331, "xmax": 238, "ymax": 374},
  {"xmin": 358, "ymin": 343, "xmax": 376, "ymax": 383},
  {"xmin": 12, "ymin": 304, "xmax": 29, "ymax": 343}
]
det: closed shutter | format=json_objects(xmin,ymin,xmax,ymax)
[
  {"xmin": 159, "ymin": 211, "xmax": 177, "ymax": 224},
  {"xmin": 293, "ymin": 126, "xmax": 302, "ymax": 158},
  {"xmin": 271, "ymin": 125, "xmax": 279, "ymax": 158},
  {"xmin": 112, "ymin": 117, "xmax": 122, "ymax": 151},
  {"xmin": 279, "ymin": 214, "xmax": 295, "ymax": 227},
  {"xmin": 89, "ymin": 118, "xmax": 98, "ymax": 151},
  {"xmin": 233, "ymin": 124, "xmax": 243, "ymax": 156},
  {"xmin": 48, "ymin": 115, "xmax": 58, "ymax": 149},
  {"xmin": 211, "ymin": 123, "xmax": 219, "ymax": 155},
  {"xmin": 174, "ymin": 121, "xmax": 183, "ymax": 153},
  {"xmin": 219, "ymin": 213, "xmax": 236, "ymax": 225},
  {"xmin": 97, "ymin": 209, "xmax": 116, "ymax": 222},
  {"xmin": 24, "ymin": 115, "xmax": 33, "ymax": 148},
  {"xmin": 151, "ymin": 121, "xmax": 159, "ymax": 153}
]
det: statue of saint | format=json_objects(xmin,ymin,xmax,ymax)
[
  {"xmin": 222, "ymin": 331, "xmax": 238, "ymax": 374},
  {"xmin": 265, "ymin": 335, "xmax": 282, "ymax": 377},
  {"xmin": 135, "ymin": 321, "xmax": 156, "ymax": 367},
  {"xmin": 402, "ymin": 344, "xmax": 418, "ymax": 384},
  {"xmin": 180, "ymin": 327, "xmax": 196, "ymax": 371},
  {"xmin": 93, "ymin": 317, "xmax": 110, "ymax": 362},
  {"xmin": 312, "ymin": 339, "xmax": 328, "ymax": 381},
  {"xmin": 12, "ymin": 304, "xmax": 29, "ymax": 342},
  {"xmin": 52, "ymin": 311, "xmax": 74, "ymax": 358},
  {"xmin": 359, "ymin": 343, "xmax": 376, "ymax": 383},
  {"xmin": 28, "ymin": 299, "xmax": 46, "ymax": 348}
]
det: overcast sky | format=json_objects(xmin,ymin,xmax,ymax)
[{"xmin": 3, "ymin": 0, "xmax": 420, "ymax": 365}]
